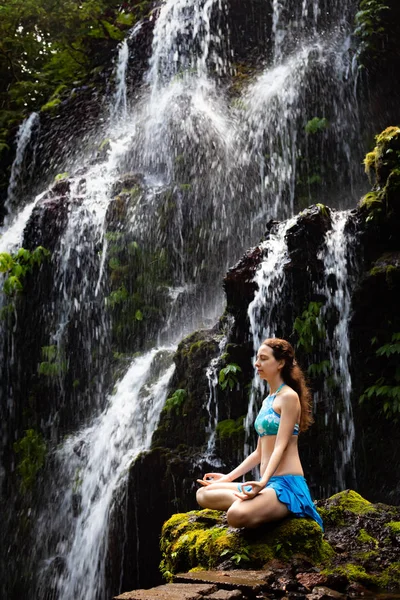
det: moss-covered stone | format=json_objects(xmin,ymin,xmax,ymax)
[
  {"xmin": 317, "ymin": 490, "xmax": 376, "ymax": 526},
  {"xmin": 160, "ymin": 509, "xmax": 331, "ymax": 577},
  {"xmin": 357, "ymin": 528, "xmax": 378, "ymax": 547},
  {"xmin": 386, "ymin": 521, "xmax": 400, "ymax": 534},
  {"xmin": 362, "ymin": 126, "xmax": 400, "ymax": 188}
]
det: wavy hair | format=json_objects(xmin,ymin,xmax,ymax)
[{"xmin": 263, "ymin": 338, "xmax": 313, "ymax": 431}]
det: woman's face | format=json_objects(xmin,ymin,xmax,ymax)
[{"xmin": 255, "ymin": 344, "xmax": 284, "ymax": 380}]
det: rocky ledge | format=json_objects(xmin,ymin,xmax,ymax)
[{"xmin": 114, "ymin": 490, "xmax": 400, "ymax": 600}]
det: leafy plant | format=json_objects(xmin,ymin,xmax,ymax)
[
  {"xmin": 0, "ymin": 246, "xmax": 50, "ymax": 297},
  {"xmin": 360, "ymin": 333, "xmax": 400, "ymax": 420},
  {"xmin": 218, "ymin": 363, "xmax": 242, "ymax": 391},
  {"xmin": 293, "ymin": 301, "xmax": 325, "ymax": 353},
  {"xmin": 13, "ymin": 429, "xmax": 47, "ymax": 492},
  {"xmin": 307, "ymin": 360, "xmax": 331, "ymax": 377},
  {"xmin": 355, "ymin": 0, "xmax": 390, "ymax": 62},
  {"xmin": 164, "ymin": 389, "xmax": 187, "ymax": 415},
  {"xmin": 305, "ymin": 117, "xmax": 329, "ymax": 135},
  {"xmin": 38, "ymin": 345, "xmax": 67, "ymax": 378},
  {"xmin": 221, "ymin": 547, "xmax": 251, "ymax": 565}
]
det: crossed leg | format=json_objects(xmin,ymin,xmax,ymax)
[{"xmin": 196, "ymin": 483, "xmax": 290, "ymax": 528}]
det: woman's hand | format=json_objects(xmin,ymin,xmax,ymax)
[
  {"xmin": 196, "ymin": 473, "xmax": 229, "ymax": 486},
  {"xmin": 234, "ymin": 480, "xmax": 264, "ymax": 500}
]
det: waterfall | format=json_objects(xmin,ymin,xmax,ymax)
[
  {"xmin": 318, "ymin": 210, "xmax": 357, "ymax": 489},
  {"xmin": 0, "ymin": 0, "xmax": 368, "ymax": 597},
  {"xmin": 35, "ymin": 348, "xmax": 175, "ymax": 600},
  {"xmin": 4, "ymin": 112, "xmax": 40, "ymax": 222},
  {"xmin": 111, "ymin": 22, "xmax": 144, "ymax": 123},
  {"xmin": 245, "ymin": 219, "xmax": 296, "ymax": 450}
]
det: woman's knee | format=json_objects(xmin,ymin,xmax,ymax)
[
  {"xmin": 226, "ymin": 502, "xmax": 251, "ymax": 528},
  {"xmin": 196, "ymin": 487, "xmax": 207, "ymax": 507}
]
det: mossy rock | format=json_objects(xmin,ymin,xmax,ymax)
[
  {"xmin": 317, "ymin": 489, "xmax": 376, "ymax": 527},
  {"xmin": 363, "ymin": 126, "xmax": 400, "ymax": 188},
  {"xmin": 160, "ymin": 508, "xmax": 331, "ymax": 576}
]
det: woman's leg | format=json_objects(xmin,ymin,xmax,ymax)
[
  {"xmin": 196, "ymin": 482, "xmax": 240, "ymax": 511},
  {"xmin": 226, "ymin": 488, "xmax": 289, "ymax": 528}
]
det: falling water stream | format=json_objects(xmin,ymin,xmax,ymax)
[
  {"xmin": 0, "ymin": 0, "xmax": 365, "ymax": 597},
  {"xmin": 318, "ymin": 211, "xmax": 357, "ymax": 488},
  {"xmin": 4, "ymin": 112, "xmax": 40, "ymax": 222}
]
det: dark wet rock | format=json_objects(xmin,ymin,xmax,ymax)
[
  {"xmin": 223, "ymin": 245, "xmax": 263, "ymax": 323},
  {"xmin": 285, "ymin": 204, "xmax": 332, "ymax": 268}
]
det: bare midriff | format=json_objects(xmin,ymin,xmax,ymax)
[{"xmin": 260, "ymin": 435, "xmax": 304, "ymax": 477}]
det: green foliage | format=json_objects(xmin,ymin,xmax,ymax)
[
  {"xmin": 307, "ymin": 360, "xmax": 331, "ymax": 377},
  {"xmin": 13, "ymin": 429, "xmax": 47, "ymax": 492},
  {"xmin": 293, "ymin": 301, "xmax": 325, "ymax": 353},
  {"xmin": 305, "ymin": 117, "xmax": 329, "ymax": 135},
  {"xmin": 0, "ymin": 246, "xmax": 50, "ymax": 297},
  {"xmin": 218, "ymin": 363, "xmax": 242, "ymax": 391},
  {"xmin": 221, "ymin": 547, "xmax": 251, "ymax": 565},
  {"xmin": 41, "ymin": 98, "xmax": 61, "ymax": 112},
  {"xmin": 164, "ymin": 389, "xmax": 187, "ymax": 415},
  {"xmin": 360, "ymin": 333, "xmax": 400, "ymax": 420},
  {"xmin": 0, "ymin": 0, "xmax": 152, "ymax": 122},
  {"xmin": 216, "ymin": 417, "xmax": 244, "ymax": 440},
  {"xmin": 38, "ymin": 345, "xmax": 67, "ymax": 377},
  {"xmin": 355, "ymin": 0, "xmax": 390, "ymax": 62},
  {"xmin": 106, "ymin": 285, "xmax": 129, "ymax": 308},
  {"xmin": 316, "ymin": 203, "xmax": 329, "ymax": 218},
  {"xmin": 54, "ymin": 172, "xmax": 69, "ymax": 181}
]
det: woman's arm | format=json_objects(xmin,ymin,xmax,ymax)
[{"xmin": 199, "ymin": 439, "xmax": 261, "ymax": 484}]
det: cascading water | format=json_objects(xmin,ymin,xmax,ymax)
[
  {"xmin": 34, "ymin": 349, "xmax": 175, "ymax": 600},
  {"xmin": 4, "ymin": 112, "xmax": 40, "ymax": 222},
  {"xmin": 318, "ymin": 210, "xmax": 357, "ymax": 489},
  {"xmin": 0, "ymin": 0, "xmax": 368, "ymax": 597},
  {"xmin": 241, "ymin": 0, "xmax": 361, "ymax": 220},
  {"xmin": 111, "ymin": 22, "xmax": 144, "ymax": 124},
  {"xmin": 244, "ymin": 219, "xmax": 296, "ymax": 453}
]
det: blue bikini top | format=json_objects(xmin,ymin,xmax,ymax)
[{"xmin": 254, "ymin": 383, "xmax": 299, "ymax": 437}]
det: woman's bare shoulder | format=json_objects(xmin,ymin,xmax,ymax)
[{"xmin": 276, "ymin": 386, "xmax": 299, "ymax": 409}]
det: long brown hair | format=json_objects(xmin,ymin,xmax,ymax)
[{"xmin": 263, "ymin": 338, "xmax": 313, "ymax": 431}]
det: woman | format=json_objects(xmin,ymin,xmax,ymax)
[{"xmin": 196, "ymin": 338, "xmax": 323, "ymax": 530}]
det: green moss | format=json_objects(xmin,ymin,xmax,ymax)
[
  {"xmin": 188, "ymin": 340, "xmax": 212, "ymax": 355},
  {"xmin": 356, "ymin": 550, "xmax": 379, "ymax": 561},
  {"xmin": 216, "ymin": 417, "xmax": 244, "ymax": 440},
  {"xmin": 357, "ymin": 528, "xmax": 379, "ymax": 547},
  {"xmin": 331, "ymin": 563, "xmax": 376, "ymax": 586},
  {"xmin": 364, "ymin": 151, "xmax": 377, "ymax": 182},
  {"xmin": 41, "ymin": 98, "xmax": 61, "ymax": 112},
  {"xmin": 319, "ymin": 490, "xmax": 376, "ymax": 526},
  {"xmin": 329, "ymin": 490, "xmax": 376, "ymax": 514},
  {"xmin": 359, "ymin": 190, "xmax": 381, "ymax": 210},
  {"xmin": 54, "ymin": 172, "xmax": 69, "ymax": 182},
  {"xmin": 386, "ymin": 521, "xmax": 400, "ymax": 534},
  {"xmin": 378, "ymin": 562, "xmax": 400, "ymax": 589},
  {"xmin": 305, "ymin": 117, "xmax": 329, "ymax": 135},
  {"xmin": 160, "ymin": 510, "xmax": 331, "ymax": 578},
  {"xmin": 13, "ymin": 429, "xmax": 47, "ymax": 492},
  {"xmin": 376, "ymin": 126, "xmax": 400, "ymax": 146}
]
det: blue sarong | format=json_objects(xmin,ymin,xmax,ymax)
[{"xmin": 238, "ymin": 474, "xmax": 324, "ymax": 530}]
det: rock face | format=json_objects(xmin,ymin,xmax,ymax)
[{"xmin": 119, "ymin": 490, "xmax": 400, "ymax": 600}]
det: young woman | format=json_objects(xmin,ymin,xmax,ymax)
[{"xmin": 196, "ymin": 338, "xmax": 323, "ymax": 530}]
